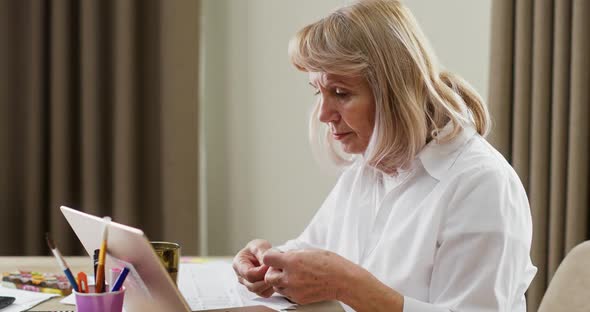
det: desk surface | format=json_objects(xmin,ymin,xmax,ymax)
[{"xmin": 0, "ymin": 257, "xmax": 344, "ymax": 312}]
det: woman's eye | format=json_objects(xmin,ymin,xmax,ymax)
[
  {"xmin": 334, "ymin": 88, "xmax": 349, "ymax": 98},
  {"xmin": 314, "ymin": 89, "xmax": 320, "ymax": 96}
]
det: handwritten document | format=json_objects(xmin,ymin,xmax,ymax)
[{"xmin": 178, "ymin": 261, "xmax": 297, "ymax": 311}]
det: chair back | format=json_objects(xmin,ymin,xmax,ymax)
[{"xmin": 538, "ymin": 241, "xmax": 590, "ymax": 312}]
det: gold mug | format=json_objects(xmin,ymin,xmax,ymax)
[{"xmin": 151, "ymin": 241, "xmax": 181, "ymax": 285}]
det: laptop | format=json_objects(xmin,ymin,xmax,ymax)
[{"xmin": 61, "ymin": 206, "xmax": 274, "ymax": 312}]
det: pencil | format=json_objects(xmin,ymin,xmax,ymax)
[
  {"xmin": 45, "ymin": 233, "xmax": 79, "ymax": 292},
  {"xmin": 95, "ymin": 216, "xmax": 111, "ymax": 293}
]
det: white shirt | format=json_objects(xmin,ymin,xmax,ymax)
[{"xmin": 280, "ymin": 125, "xmax": 537, "ymax": 312}]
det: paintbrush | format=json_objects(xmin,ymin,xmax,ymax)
[{"xmin": 46, "ymin": 233, "xmax": 79, "ymax": 292}]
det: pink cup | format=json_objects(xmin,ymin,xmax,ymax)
[{"xmin": 74, "ymin": 286, "xmax": 125, "ymax": 312}]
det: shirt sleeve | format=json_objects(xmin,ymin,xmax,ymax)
[
  {"xmin": 404, "ymin": 297, "xmax": 449, "ymax": 312},
  {"xmin": 404, "ymin": 167, "xmax": 537, "ymax": 312}
]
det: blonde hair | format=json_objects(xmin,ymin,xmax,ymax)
[{"xmin": 289, "ymin": 0, "xmax": 490, "ymax": 173}]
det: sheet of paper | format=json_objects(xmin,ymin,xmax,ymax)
[
  {"xmin": 178, "ymin": 261, "xmax": 242, "ymax": 310},
  {"xmin": 0, "ymin": 286, "xmax": 58, "ymax": 312},
  {"xmin": 234, "ymin": 283, "xmax": 297, "ymax": 311},
  {"xmin": 178, "ymin": 262, "xmax": 297, "ymax": 311},
  {"xmin": 59, "ymin": 293, "xmax": 76, "ymax": 305}
]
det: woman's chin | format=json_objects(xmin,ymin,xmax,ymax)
[{"xmin": 341, "ymin": 143, "xmax": 364, "ymax": 155}]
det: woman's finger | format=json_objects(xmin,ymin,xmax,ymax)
[
  {"xmin": 273, "ymin": 286, "xmax": 291, "ymax": 299},
  {"xmin": 232, "ymin": 250, "xmax": 256, "ymax": 277},
  {"xmin": 241, "ymin": 278, "xmax": 266, "ymax": 292},
  {"xmin": 258, "ymin": 286, "xmax": 275, "ymax": 298},
  {"xmin": 264, "ymin": 266, "xmax": 284, "ymax": 286},
  {"xmin": 233, "ymin": 239, "xmax": 273, "ymax": 281},
  {"xmin": 243, "ymin": 264, "xmax": 269, "ymax": 282},
  {"xmin": 233, "ymin": 252, "xmax": 269, "ymax": 283},
  {"xmin": 262, "ymin": 249, "xmax": 289, "ymax": 269},
  {"xmin": 247, "ymin": 239, "xmax": 273, "ymax": 263}
]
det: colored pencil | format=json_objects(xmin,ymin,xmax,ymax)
[{"xmin": 95, "ymin": 217, "xmax": 111, "ymax": 293}]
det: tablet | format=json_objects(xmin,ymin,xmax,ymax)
[{"xmin": 61, "ymin": 205, "xmax": 193, "ymax": 311}]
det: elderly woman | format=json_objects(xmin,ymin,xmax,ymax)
[{"xmin": 233, "ymin": 1, "xmax": 536, "ymax": 311}]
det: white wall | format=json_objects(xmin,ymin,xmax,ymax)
[
  {"xmin": 404, "ymin": 0, "xmax": 492, "ymax": 100},
  {"xmin": 200, "ymin": 0, "xmax": 492, "ymax": 255}
]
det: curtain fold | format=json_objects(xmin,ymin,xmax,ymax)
[
  {"xmin": 565, "ymin": 0, "xmax": 589, "ymax": 252},
  {"xmin": 0, "ymin": 0, "xmax": 200, "ymax": 256},
  {"xmin": 512, "ymin": 0, "xmax": 533, "ymax": 192},
  {"xmin": 488, "ymin": 0, "xmax": 514, "ymax": 159},
  {"xmin": 488, "ymin": 0, "xmax": 590, "ymax": 310},
  {"xmin": 160, "ymin": 1, "xmax": 201, "ymax": 249},
  {"xmin": 527, "ymin": 0, "xmax": 553, "ymax": 308},
  {"xmin": 547, "ymin": 0, "xmax": 571, "ymax": 282}
]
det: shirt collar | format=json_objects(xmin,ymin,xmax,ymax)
[{"xmin": 417, "ymin": 123, "xmax": 477, "ymax": 181}]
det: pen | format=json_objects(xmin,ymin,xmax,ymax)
[
  {"xmin": 45, "ymin": 233, "xmax": 79, "ymax": 292},
  {"xmin": 77, "ymin": 272, "xmax": 88, "ymax": 293},
  {"xmin": 110, "ymin": 267, "xmax": 129, "ymax": 292},
  {"xmin": 93, "ymin": 249, "xmax": 99, "ymax": 280},
  {"xmin": 110, "ymin": 267, "xmax": 122, "ymax": 287},
  {"xmin": 95, "ymin": 216, "xmax": 111, "ymax": 293}
]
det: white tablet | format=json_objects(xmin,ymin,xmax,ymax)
[{"xmin": 61, "ymin": 206, "xmax": 191, "ymax": 312}]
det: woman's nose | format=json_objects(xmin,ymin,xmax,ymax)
[{"xmin": 318, "ymin": 97, "xmax": 339, "ymax": 123}]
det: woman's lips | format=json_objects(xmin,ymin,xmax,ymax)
[{"xmin": 332, "ymin": 132, "xmax": 352, "ymax": 140}]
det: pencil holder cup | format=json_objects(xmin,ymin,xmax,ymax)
[{"xmin": 74, "ymin": 286, "xmax": 125, "ymax": 312}]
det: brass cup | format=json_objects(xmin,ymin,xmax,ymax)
[{"xmin": 151, "ymin": 241, "xmax": 181, "ymax": 285}]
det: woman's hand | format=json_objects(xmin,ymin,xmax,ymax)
[
  {"xmin": 263, "ymin": 249, "xmax": 404, "ymax": 311},
  {"xmin": 232, "ymin": 239, "xmax": 274, "ymax": 298},
  {"xmin": 262, "ymin": 248, "xmax": 357, "ymax": 305}
]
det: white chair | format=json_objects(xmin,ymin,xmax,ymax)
[{"xmin": 537, "ymin": 240, "xmax": 590, "ymax": 312}]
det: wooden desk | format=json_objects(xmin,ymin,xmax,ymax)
[{"xmin": 0, "ymin": 257, "xmax": 343, "ymax": 312}]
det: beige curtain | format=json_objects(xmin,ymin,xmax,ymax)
[
  {"xmin": 488, "ymin": 0, "xmax": 590, "ymax": 310},
  {"xmin": 0, "ymin": 0, "xmax": 200, "ymax": 256}
]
